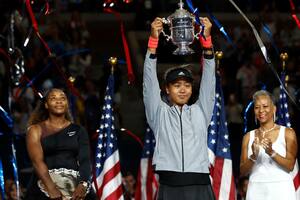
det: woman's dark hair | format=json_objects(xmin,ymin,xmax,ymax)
[{"xmin": 27, "ymin": 88, "xmax": 73, "ymax": 127}]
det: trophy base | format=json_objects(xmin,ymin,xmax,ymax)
[{"xmin": 173, "ymin": 44, "xmax": 194, "ymax": 55}]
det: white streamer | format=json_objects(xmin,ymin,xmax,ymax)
[{"xmin": 227, "ymin": 0, "xmax": 299, "ymax": 109}]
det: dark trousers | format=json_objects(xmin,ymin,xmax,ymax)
[{"xmin": 157, "ymin": 184, "xmax": 216, "ymax": 200}]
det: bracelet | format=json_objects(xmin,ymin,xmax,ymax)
[
  {"xmin": 270, "ymin": 151, "xmax": 277, "ymax": 158},
  {"xmin": 148, "ymin": 36, "xmax": 159, "ymax": 49},
  {"xmin": 200, "ymin": 36, "xmax": 212, "ymax": 48},
  {"xmin": 249, "ymin": 155, "xmax": 257, "ymax": 163},
  {"xmin": 79, "ymin": 181, "xmax": 91, "ymax": 194}
]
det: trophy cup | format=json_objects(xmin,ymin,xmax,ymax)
[{"xmin": 162, "ymin": 0, "xmax": 201, "ymax": 55}]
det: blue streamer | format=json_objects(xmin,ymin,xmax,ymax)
[
  {"xmin": 262, "ymin": 23, "xmax": 280, "ymax": 56},
  {"xmin": 25, "ymin": 48, "xmax": 91, "ymax": 89},
  {"xmin": 185, "ymin": 0, "xmax": 200, "ymax": 25},
  {"xmin": 243, "ymin": 101, "xmax": 253, "ymax": 134},
  {"xmin": 0, "ymin": 106, "xmax": 13, "ymax": 128},
  {"xmin": 185, "ymin": 0, "xmax": 205, "ymax": 38},
  {"xmin": 205, "ymin": 5, "xmax": 235, "ymax": 47},
  {"xmin": 243, "ymin": 84, "xmax": 268, "ymax": 134},
  {"xmin": 103, "ymin": 57, "xmax": 126, "ymax": 65},
  {"xmin": 11, "ymin": 143, "xmax": 20, "ymax": 200},
  {"xmin": 0, "ymin": 158, "xmax": 5, "ymax": 200},
  {"xmin": 118, "ymin": 59, "xmax": 126, "ymax": 65}
]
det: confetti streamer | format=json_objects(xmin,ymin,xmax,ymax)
[
  {"xmin": 103, "ymin": 8, "xmax": 135, "ymax": 84},
  {"xmin": 185, "ymin": 0, "xmax": 205, "ymax": 38},
  {"xmin": 227, "ymin": 0, "xmax": 299, "ymax": 110},
  {"xmin": 0, "ymin": 158, "xmax": 5, "ymax": 200},
  {"xmin": 243, "ymin": 101, "xmax": 253, "ymax": 134},
  {"xmin": 0, "ymin": 106, "xmax": 13, "ymax": 129},
  {"xmin": 205, "ymin": 5, "xmax": 235, "ymax": 47},
  {"xmin": 289, "ymin": 0, "xmax": 300, "ymax": 29},
  {"xmin": 25, "ymin": 0, "xmax": 52, "ymax": 56},
  {"xmin": 23, "ymin": 49, "xmax": 91, "ymax": 100},
  {"xmin": 11, "ymin": 143, "xmax": 20, "ymax": 200},
  {"xmin": 262, "ymin": 23, "xmax": 280, "ymax": 56}
]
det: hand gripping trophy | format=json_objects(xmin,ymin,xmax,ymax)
[{"xmin": 162, "ymin": 0, "xmax": 202, "ymax": 55}]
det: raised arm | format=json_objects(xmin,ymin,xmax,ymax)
[
  {"xmin": 143, "ymin": 17, "xmax": 163, "ymax": 127},
  {"xmin": 26, "ymin": 125, "xmax": 62, "ymax": 198},
  {"xmin": 196, "ymin": 17, "xmax": 216, "ymax": 127}
]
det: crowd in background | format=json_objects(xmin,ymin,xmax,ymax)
[{"xmin": 0, "ymin": 0, "xmax": 300, "ymax": 199}]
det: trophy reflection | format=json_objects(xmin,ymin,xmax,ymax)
[{"xmin": 162, "ymin": 0, "xmax": 201, "ymax": 55}]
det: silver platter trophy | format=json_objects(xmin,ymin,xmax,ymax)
[
  {"xmin": 37, "ymin": 168, "xmax": 80, "ymax": 200},
  {"xmin": 162, "ymin": 0, "xmax": 201, "ymax": 55}
]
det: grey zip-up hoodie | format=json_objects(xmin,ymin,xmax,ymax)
[{"xmin": 143, "ymin": 51, "xmax": 216, "ymax": 173}]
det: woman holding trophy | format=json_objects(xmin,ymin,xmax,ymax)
[
  {"xmin": 143, "ymin": 15, "xmax": 216, "ymax": 200},
  {"xmin": 25, "ymin": 88, "xmax": 94, "ymax": 200}
]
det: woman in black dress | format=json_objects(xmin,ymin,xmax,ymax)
[{"xmin": 25, "ymin": 88, "xmax": 95, "ymax": 200}]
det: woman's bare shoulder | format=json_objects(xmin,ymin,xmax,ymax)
[
  {"xmin": 284, "ymin": 127, "xmax": 297, "ymax": 139},
  {"xmin": 27, "ymin": 123, "xmax": 43, "ymax": 138}
]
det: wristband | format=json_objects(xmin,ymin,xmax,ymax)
[
  {"xmin": 202, "ymin": 47, "xmax": 214, "ymax": 59},
  {"xmin": 148, "ymin": 36, "xmax": 159, "ymax": 49},
  {"xmin": 200, "ymin": 36, "xmax": 212, "ymax": 48}
]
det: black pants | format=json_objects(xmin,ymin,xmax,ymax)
[{"xmin": 157, "ymin": 184, "xmax": 216, "ymax": 200}]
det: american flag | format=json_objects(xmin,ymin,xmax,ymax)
[
  {"xmin": 207, "ymin": 74, "xmax": 236, "ymax": 200},
  {"xmin": 276, "ymin": 72, "xmax": 292, "ymax": 127},
  {"xmin": 276, "ymin": 71, "xmax": 300, "ymax": 198},
  {"xmin": 135, "ymin": 126, "xmax": 159, "ymax": 200},
  {"xmin": 94, "ymin": 74, "xmax": 124, "ymax": 200}
]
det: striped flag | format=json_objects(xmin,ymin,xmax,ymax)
[
  {"xmin": 94, "ymin": 74, "xmax": 124, "ymax": 200},
  {"xmin": 135, "ymin": 126, "xmax": 159, "ymax": 200},
  {"xmin": 207, "ymin": 74, "xmax": 236, "ymax": 200},
  {"xmin": 276, "ymin": 71, "xmax": 300, "ymax": 198}
]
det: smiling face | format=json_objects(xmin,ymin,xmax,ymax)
[
  {"xmin": 45, "ymin": 89, "xmax": 69, "ymax": 116},
  {"xmin": 254, "ymin": 94, "xmax": 276, "ymax": 124},
  {"xmin": 166, "ymin": 79, "xmax": 192, "ymax": 107}
]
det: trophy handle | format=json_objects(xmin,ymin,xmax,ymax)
[
  {"xmin": 195, "ymin": 31, "xmax": 200, "ymax": 40},
  {"xmin": 161, "ymin": 18, "xmax": 172, "ymax": 41},
  {"xmin": 194, "ymin": 23, "xmax": 203, "ymax": 40}
]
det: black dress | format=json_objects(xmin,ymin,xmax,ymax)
[{"xmin": 25, "ymin": 123, "xmax": 96, "ymax": 199}]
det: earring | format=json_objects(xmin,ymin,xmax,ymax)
[{"xmin": 273, "ymin": 112, "xmax": 276, "ymax": 123}]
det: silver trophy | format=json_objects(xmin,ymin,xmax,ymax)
[{"xmin": 162, "ymin": 0, "xmax": 201, "ymax": 55}]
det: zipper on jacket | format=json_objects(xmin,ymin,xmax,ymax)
[{"xmin": 175, "ymin": 107, "xmax": 184, "ymax": 172}]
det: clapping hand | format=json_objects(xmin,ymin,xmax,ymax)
[
  {"xmin": 261, "ymin": 138, "xmax": 274, "ymax": 156},
  {"xmin": 251, "ymin": 137, "xmax": 260, "ymax": 160}
]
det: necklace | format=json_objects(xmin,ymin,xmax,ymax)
[
  {"xmin": 259, "ymin": 124, "xmax": 277, "ymax": 138},
  {"xmin": 47, "ymin": 119, "xmax": 69, "ymax": 129}
]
